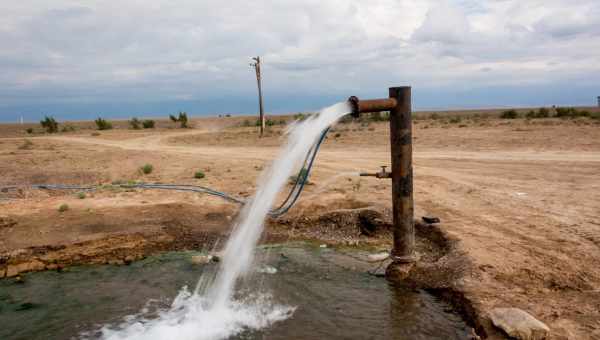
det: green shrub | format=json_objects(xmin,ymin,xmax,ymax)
[
  {"xmin": 142, "ymin": 120, "xmax": 155, "ymax": 129},
  {"xmin": 40, "ymin": 116, "xmax": 59, "ymax": 133},
  {"xmin": 194, "ymin": 170, "xmax": 205, "ymax": 179},
  {"xmin": 140, "ymin": 164, "xmax": 153, "ymax": 175},
  {"xmin": 26, "ymin": 128, "xmax": 33, "ymax": 134},
  {"xmin": 537, "ymin": 107, "xmax": 550, "ymax": 118},
  {"xmin": 289, "ymin": 168, "xmax": 309, "ymax": 185},
  {"xmin": 449, "ymin": 116, "xmax": 462, "ymax": 124},
  {"xmin": 77, "ymin": 192, "xmax": 86, "ymax": 199},
  {"xmin": 500, "ymin": 110, "xmax": 518, "ymax": 119},
  {"xmin": 129, "ymin": 117, "xmax": 141, "ymax": 130},
  {"xmin": 95, "ymin": 117, "xmax": 113, "ymax": 130},
  {"xmin": 170, "ymin": 112, "xmax": 189, "ymax": 128},
  {"xmin": 58, "ymin": 204, "xmax": 69, "ymax": 212}
]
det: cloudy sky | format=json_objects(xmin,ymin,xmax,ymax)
[{"xmin": 1, "ymin": 0, "xmax": 599, "ymax": 121}]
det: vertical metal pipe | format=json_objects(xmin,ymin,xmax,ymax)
[{"xmin": 388, "ymin": 86, "xmax": 415, "ymax": 263}]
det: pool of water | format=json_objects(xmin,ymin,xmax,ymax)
[{"xmin": 0, "ymin": 244, "xmax": 469, "ymax": 339}]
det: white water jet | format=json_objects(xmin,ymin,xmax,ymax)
[{"xmin": 95, "ymin": 102, "xmax": 351, "ymax": 340}]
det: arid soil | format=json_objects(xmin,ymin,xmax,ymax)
[{"xmin": 1, "ymin": 112, "xmax": 600, "ymax": 339}]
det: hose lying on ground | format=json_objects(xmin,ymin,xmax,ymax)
[{"xmin": 0, "ymin": 128, "xmax": 331, "ymax": 217}]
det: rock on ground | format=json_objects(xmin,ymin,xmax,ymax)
[{"xmin": 489, "ymin": 307, "xmax": 549, "ymax": 340}]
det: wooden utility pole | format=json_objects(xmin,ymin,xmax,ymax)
[{"xmin": 251, "ymin": 56, "xmax": 265, "ymax": 136}]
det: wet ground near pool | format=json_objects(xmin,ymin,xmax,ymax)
[{"xmin": 0, "ymin": 243, "xmax": 470, "ymax": 339}]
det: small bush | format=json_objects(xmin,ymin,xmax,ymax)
[
  {"xmin": 77, "ymin": 192, "xmax": 86, "ymax": 199},
  {"xmin": 525, "ymin": 110, "xmax": 536, "ymax": 119},
  {"xmin": 95, "ymin": 117, "xmax": 113, "ymax": 130},
  {"xmin": 194, "ymin": 171, "xmax": 206, "ymax": 179},
  {"xmin": 170, "ymin": 112, "xmax": 189, "ymax": 128},
  {"xmin": 129, "ymin": 117, "xmax": 141, "ymax": 130},
  {"xmin": 537, "ymin": 107, "xmax": 550, "ymax": 118},
  {"xmin": 242, "ymin": 120, "xmax": 252, "ymax": 127},
  {"xmin": 58, "ymin": 204, "xmax": 69, "ymax": 212},
  {"xmin": 26, "ymin": 128, "xmax": 33, "ymax": 134},
  {"xmin": 142, "ymin": 120, "xmax": 155, "ymax": 129},
  {"xmin": 500, "ymin": 110, "xmax": 518, "ymax": 119},
  {"xmin": 429, "ymin": 113, "xmax": 440, "ymax": 120},
  {"xmin": 289, "ymin": 168, "xmax": 309, "ymax": 185},
  {"xmin": 449, "ymin": 116, "xmax": 462, "ymax": 124},
  {"xmin": 140, "ymin": 164, "xmax": 153, "ymax": 175},
  {"xmin": 91, "ymin": 132, "xmax": 101, "ymax": 136},
  {"xmin": 40, "ymin": 116, "xmax": 59, "ymax": 133}
]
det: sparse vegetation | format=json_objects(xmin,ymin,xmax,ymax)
[
  {"xmin": 449, "ymin": 116, "xmax": 462, "ymax": 124},
  {"xmin": 129, "ymin": 117, "xmax": 141, "ymax": 130},
  {"xmin": 500, "ymin": 110, "xmax": 518, "ymax": 119},
  {"xmin": 19, "ymin": 139, "xmax": 33, "ymax": 150},
  {"xmin": 142, "ymin": 120, "xmax": 155, "ymax": 129},
  {"xmin": 61, "ymin": 125, "xmax": 75, "ymax": 132},
  {"xmin": 140, "ymin": 164, "xmax": 153, "ymax": 175},
  {"xmin": 26, "ymin": 128, "xmax": 33, "ymax": 134},
  {"xmin": 555, "ymin": 107, "xmax": 590, "ymax": 119},
  {"xmin": 289, "ymin": 168, "xmax": 310, "ymax": 185},
  {"xmin": 40, "ymin": 116, "xmax": 59, "ymax": 133},
  {"xmin": 77, "ymin": 192, "xmax": 86, "ymax": 199},
  {"xmin": 95, "ymin": 117, "xmax": 113, "ymax": 130},
  {"xmin": 194, "ymin": 170, "xmax": 206, "ymax": 179},
  {"xmin": 293, "ymin": 113, "xmax": 310, "ymax": 121},
  {"xmin": 170, "ymin": 112, "xmax": 189, "ymax": 128},
  {"xmin": 58, "ymin": 204, "xmax": 69, "ymax": 212},
  {"xmin": 91, "ymin": 132, "xmax": 101, "ymax": 136}
]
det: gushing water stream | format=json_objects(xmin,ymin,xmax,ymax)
[{"xmin": 98, "ymin": 102, "xmax": 352, "ymax": 340}]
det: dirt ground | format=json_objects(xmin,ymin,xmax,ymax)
[{"xmin": 1, "ymin": 112, "xmax": 600, "ymax": 339}]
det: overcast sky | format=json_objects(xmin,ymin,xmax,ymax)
[{"xmin": 1, "ymin": 0, "xmax": 599, "ymax": 121}]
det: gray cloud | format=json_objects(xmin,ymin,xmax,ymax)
[{"xmin": 0, "ymin": 0, "xmax": 599, "ymax": 119}]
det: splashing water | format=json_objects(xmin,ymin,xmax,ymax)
[{"xmin": 96, "ymin": 102, "xmax": 351, "ymax": 340}]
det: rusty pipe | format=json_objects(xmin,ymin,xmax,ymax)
[{"xmin": 348, "ymin": 96, "xmax": 397, "ymax": 117}]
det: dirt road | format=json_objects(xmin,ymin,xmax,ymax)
[{"xmin": 1, "ymin": 116, "xmax": 600, "ymax": 339}]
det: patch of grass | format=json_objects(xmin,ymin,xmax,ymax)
[
  {"xmin": 58, "ymin": 204, "xmax": 69, "ymax": 212},
  {"xmin": 76, "ymin": 192, "xmax": 86, "ymax": 199},
  {"xmin": 40, "ymin": 116, "xmax": 59, "ymax": 133},
  {"xmin": 194, "ymin": 170, "xmax": 206, "ymax": 179},
  {"xmin": 129, "ymin": 117, "xmax": 141, "ymax": 130},
  {"xmin": 142, "ymin": 120, "xmax": 155, "ymax": 129},
  {"xmin": 140, "ymin": 164, "xmax": 153, "ymax": 175},
  {"xmin": 500, "ymin": 110, "xmax": 518, "ymax": 119},
  {"xmin": 95, "ymin": 117, "xmax": 113, "ymax": 130}
]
